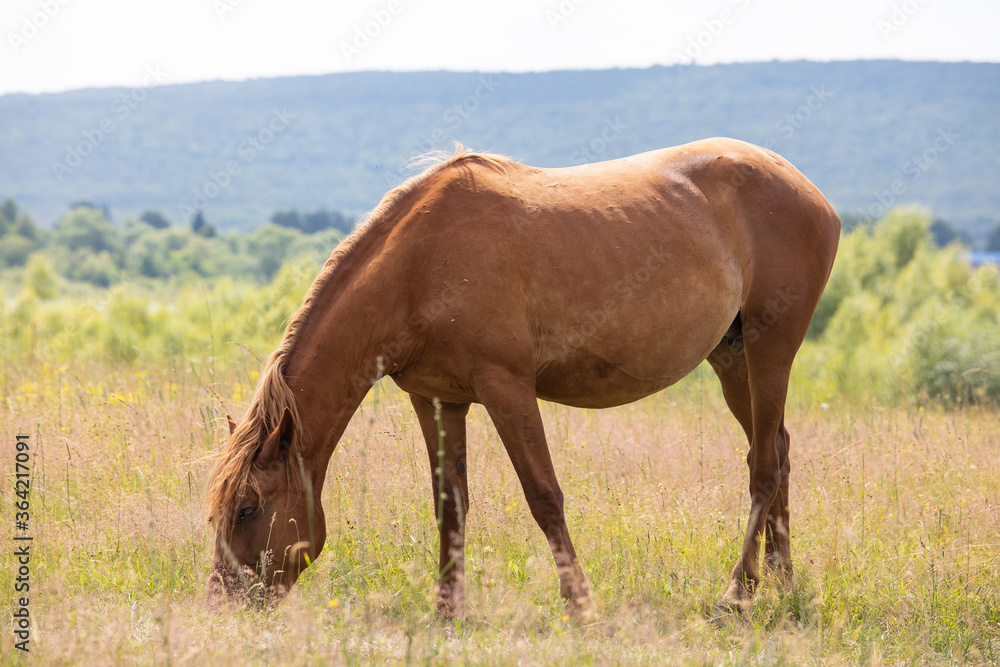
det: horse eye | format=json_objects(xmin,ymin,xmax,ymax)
[{"xmin": 236, "ymin": 505, "xmax": 257, "ymax": 523}]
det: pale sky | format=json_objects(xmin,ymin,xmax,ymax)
[{"xmin": 2, "ymin": 0, "xmax": 998, "ymax": 96}]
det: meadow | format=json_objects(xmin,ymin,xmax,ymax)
[{"xmin": 1, "ymin": 209, "xmax": 999, "ymax": 664}]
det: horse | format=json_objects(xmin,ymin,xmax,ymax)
[{"xmin": 205, "ymin": 138, "xmax": 840, "ymax": 618}]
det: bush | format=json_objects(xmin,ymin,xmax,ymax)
[
  {"xmin": 24, "ymin": 254, "xmax": 58, "ymax": 300},
  {"xmin": 247, "ymin": 224, "xmax": 303, "ymax": 280},
  {"xmin": 54, "ymin": 207, "xmax": 121, "ymax": 255},
  {"xmin": 0, "ymin": 234, "xmax": 35, "ymax": 267},
  {"xmin": 800, "ymin": 208, "xmax": 1000, "ymax": 406}
]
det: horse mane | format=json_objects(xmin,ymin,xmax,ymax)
[{"xmin": 205, "ymin": 143, "xmax": 514, "ymax": 535}]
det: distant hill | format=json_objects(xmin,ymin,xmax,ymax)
[{"xmin": 2, "ymin": 60, "xmax": 998, "ymax": 237}]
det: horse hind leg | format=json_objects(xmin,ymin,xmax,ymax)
[
  {"xmin": 710, "ymin": 308, "xmax": 798, "ymax": 614},
  {"xmin": 707, "ymin": 315, "xmax": 754, "ymax": 438},
  {"xmin": 765, "ymin": 419, "xmax": 792, "ymax": 577},
  {"xmin": 709, "ymin": 317, "xmax": 794, "ymax": 577}
]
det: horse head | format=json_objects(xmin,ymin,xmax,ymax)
[{"xmin": 207, "ymin": 407, "xmax": 326, "ymax": 605}]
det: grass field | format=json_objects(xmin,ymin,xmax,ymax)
[{"xmin": 2, "ymin": 357, "xmax": 998, "ymax": 665}]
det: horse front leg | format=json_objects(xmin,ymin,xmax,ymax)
[
  {"xmin": 476, "ymin": 373, "xmax": 595, "ymax": 619},
  {"xmin": 410, "ymin": 394, "xmax": 471, "ymax": 618}
]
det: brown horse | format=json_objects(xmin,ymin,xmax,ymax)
[{"xmin": 206, "ymin": 138, "xmax": 840, "ymax": 617}]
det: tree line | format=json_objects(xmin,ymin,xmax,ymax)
[{"xmin": 0, "ymin": 200, "xmax": 354, "ymax": 286}]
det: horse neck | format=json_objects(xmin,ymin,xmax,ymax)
[{"xmin": 280, "ymin": 230, "xmax": 409, "ymax": 484}]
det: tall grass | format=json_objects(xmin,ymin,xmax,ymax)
[
  {"xmin": 1, "ymin": 208, "xmax": 999, "ymax": 662},
  {"xmin": 2, "ymin": 356, "xmax": 998, "ymax": 663}
]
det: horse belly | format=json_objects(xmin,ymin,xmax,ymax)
[{"xmin": 533, "ymin": 289, "xmax": 737, "ymax": 409}]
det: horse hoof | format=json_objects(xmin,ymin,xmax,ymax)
[
  {"xmin": 568, "ymin": 591, "xmax": 598, "ymax": 624},
  {"xmin": 766, "ymin": 562, "xmax": 794, "ymax": 582},
  {"xmin": 435, "ymin": 598, "xmax": 465, "ymax": 621},
  {"xmin": 710, "ymin": 595, "xmax": 750, "ymax": 627}
]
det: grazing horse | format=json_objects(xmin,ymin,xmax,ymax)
[{"xmin": 206, "ymin": 138, "xmax": 840, "ymax": 617}]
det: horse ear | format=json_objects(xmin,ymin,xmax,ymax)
[
  {"xmin": 227, "ymin": 414, "xmax": 238, "ymax": 436},
  {"xmin": 255, "ymin": 407, "xmax": 294, "ymax": 467}
]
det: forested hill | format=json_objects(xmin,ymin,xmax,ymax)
[{"xmin": 2, "ymin": 60, "xmax": 998, "ymax": 235}]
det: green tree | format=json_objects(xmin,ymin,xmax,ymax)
[
  {"xmin": 271, "ymin": 208, "xmax": 352, "ymax": 234},
  {"xmin": 248, "ymin": 223, "xmax": 302, "ymax": 280},
  {"xmin": 68, "ymin": 250, "xmax": 118, "ymax": 287},
  {"xmin": 304, "ymin": 209, "xmax": 350, "ymax": 233},
  {"xmin": 127, "ymin": 233, "xmax": 169, "ymax": 278},
  {"xmin": 270, "ymin": 209, "xmax": 304, "ymax": 231},
  {"xmin": 23, "ymin": 254, "xmax": 58, "ymax": 300},
  {"xmin": 191, "ymin": 210, "xmax": 217, "ymax": 238},
  {"xmin": 68, "ymin": 201, "xmax": 110, "ymax": 219},
  {"xmin": 0, "ymin": 199, "xmax": 16, "ymax": 226},
  {"xmin": 0, "ymin": 235, "xmax": 35, "ymax": 267},
  {"xmin": 0, "ymin": 199, "xmax": 44, "ymax": 266},
  {"xmin": 140, "ymin": 210, "xmax": 171, "ymax": 229},
  {"xmin": 929, "ymin": 218, "xmax": 970, "ymax": 247},
  {"xmin": 54, "ymin": 206, "xmax": 121, "ymax": 255},
  {"xmin": 0, "ymin": 199, "xmax": 40, "ymax": 240},
  {"xmin": 805, "ymin": 207, "xmax": 1000, "ymax": 406}
]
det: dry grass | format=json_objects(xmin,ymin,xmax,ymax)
[{"xmin": 2, "ymin": 359, "xmax": 999, "ymax": 664}]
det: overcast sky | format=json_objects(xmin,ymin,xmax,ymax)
[{"xmin": 2, "ymin": 0, "xmax": 998, "ymax": 96}]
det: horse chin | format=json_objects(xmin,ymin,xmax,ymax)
[
  {"xmin": 205, "ymin": 572, "xmax": 226, "ymax": 606},
  {"xmin": 267, "ymin": 582, "xmax": 291, "ymax": 606},
  {"xmin": 206, "ymin": 565, "xmax": 280, "ymax": 608}
]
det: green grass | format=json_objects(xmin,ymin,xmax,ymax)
[{"xmin": 2, "ymin": 358, "xmax": 999, "ymax": 664}]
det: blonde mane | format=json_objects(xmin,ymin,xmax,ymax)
[{"xmin": 205, "ymin": 144, "xmax": 514, "ymax": 535}]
